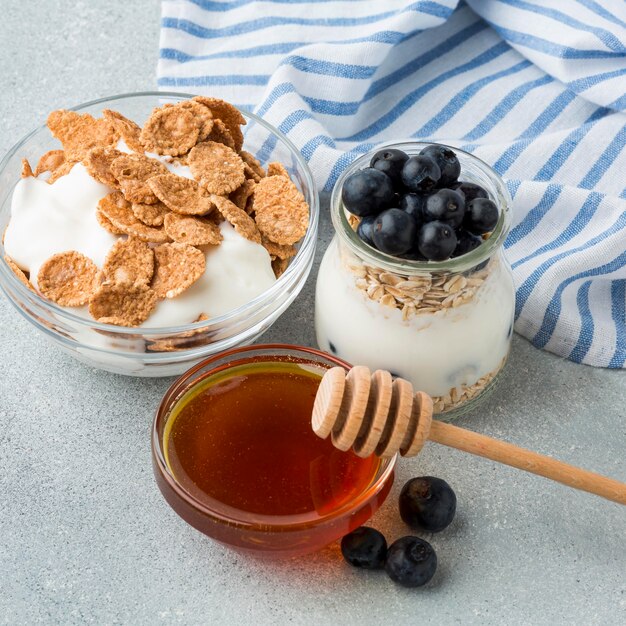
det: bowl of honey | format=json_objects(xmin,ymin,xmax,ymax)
[{"xmin": 152, "ymin": 344, "xmax": 396, "ymax": 557}]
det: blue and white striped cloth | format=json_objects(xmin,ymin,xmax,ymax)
[{"xmin": 158, "ymin": 0, "xmax": 626, "ymax": 368}]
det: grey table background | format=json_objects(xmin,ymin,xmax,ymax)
[{"xmin": 0, "ymin": 2, "xmax": 624, "ymax": 624}]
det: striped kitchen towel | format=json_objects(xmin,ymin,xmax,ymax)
[{"xmin": 158, "ymin": 0, "xmax": 626, "ymax": 368}]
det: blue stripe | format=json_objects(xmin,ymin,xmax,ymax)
[
  {"xmin": 608, "ymin": 281, "xmax": 626, "ymax": 368},
  {"xmin": 491, "ymin": 91, "xmax": 577, "ymax": 175},
  {"xmin": 534, "ymin": 107, "xmax": 610, "ymax": 181},
  {"xmin": 323, "ymin": 143, "xmax": 378, "ymax": 191},
  {"xmin": 162, "ymin": 3, "xmax": 452, "ymax": 39},
  {"xmin": 158, "ymin": 74, "xmax": 269, "ymax": 86},
  {"xmin": 579, "ymin": 123, "xmax": 626, "ymax": 189},
  {"xmin": 507, "ymin": 179, "xmax": 522, "ymax": 199},
  {"xmin": 253, "ymin": 20, "xmax": 486, "ymax": 118},
  {"xmin": 574, "ymin": 0, "xmax": 626, "ymax": 31},
  {"xmin": 512, "ymin": 191, "xmax": 602, "ymax": 272},
  {"xmin": 340, "ymin": 41, "xmax": 511, "ymax": 141},
  {"xmin": 183, "ymin": 0, "xmax": 452, "ymax": 18},
  {"xmin": 532, "ymin": 248, "xmax": 626, "ymax": 350},
  {"xmin": 412, "ymin": 60, "xmax": 532, "ymax": 138},
  {"xmin": 505, "ymin": 184, "xmax": 562, "ymax": 247},
  {"xmin": 485, "ymin": 23, "xmax": 624, "ymax": 59},
  {"xmin": 159, "ymin": 30, "xmax": 412, "ymax": 63},
  {"xmin": 515, "ymin": 200, "xmax": 624, "ymax": 320},
  {"xmin": 568, "ymin": 68, "xmax": 626, "ymax": 94},
  {"xmin": 495, "ymin": 0, "xmax": 625, "ymax": 52},
  {"xmin": 160, "ymin": 42, "xmax": 303, "ymax": 62},
  {"xmin": 568, "ymin": 281, "xmax": 594, "ymax": 363},
  {"xmin": 301, "ymin": 135, "xmax": 336, "ymax": 161},
  {"xmin": 609, "ymin": 94, "xmax": 626, "ymax": 111},
  {"xmin": 462, "ymin": 75, "xmax": 553, "ymax": 141}
]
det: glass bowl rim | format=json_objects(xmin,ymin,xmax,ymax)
[
  {"xmin": 152, "ymin": 343, "xmax": 397, "ymax": 531},
  {"xmin": 0, "ymin": 91, "xmax": 319, "ymax": 336},
  {"xmin": 330, "ymin": 140, "xmax": 512, "ymax": 274}
]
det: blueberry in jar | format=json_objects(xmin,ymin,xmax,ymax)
[
  {"xmin": 401, "ymin": 155, "xmax": 441, "ymax": 193},
  {"xmin": 454, "ymin": 181, "xmax": 488, "ymax": 204},
  {"xmin": 385, "ymin": 536, "xmax": 437, "ymax": 587},
  {"xmin": 372, "ymin": 208, "xmax": 417, "ymax": 256},
  {"xmin": 370, "ymin": 148, "xmax": 409, "ymax": 186},
  {"xmin": 417, "ymin": 221, "xmax": 457, "ymax": 261},
  {"xmin": 356, "ymin": 215, "xmax": 376, "ymax": 247},
  {"xmin": 420, "ymin": 144, "xmax": 461, "ymax": 187},
  {"xmin": 399, "ymin": 193, "xmax": 427, "ymax": 225},
  {"xmin": 465, "ymin": 197, "xmax": 499, "ymax": 235},
  {"xmin": 399, "ymin": 476, "xmax": 457, "ymax": 532},
  {"xmin": 342, "ymin": 168, "xmax": 395, "ymax": 217},
  {"xmin": 452, "ymin": 229, "xmax": 482, "ymax": 258},
  {"xmin": 423, "ymin": 189, "xmax": 465, "ymax": 228},
  {"xmin": 340, "ymin": 526, "xmax": 387, "ymax": 569}
]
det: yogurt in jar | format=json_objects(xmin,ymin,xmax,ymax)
[{"xmin": 315, "ymin": 238, "xmax": 514, "ymax": 410}]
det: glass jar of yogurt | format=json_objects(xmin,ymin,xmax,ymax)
[{"xmin": 315, "ymin": 142, "xmax": 514, "ymax": 418}]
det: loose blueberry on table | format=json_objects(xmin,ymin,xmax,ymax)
[
  {"xmin": 399, "ymin": 476, "xmax": 457, "ymax": 532},
  {"xmin": 342, "ymin": 144, "xmax": 497, "ymax": 262},
  {"xmin": 340, "ymin": 526, "xmax": 388, "ymax": 569}
]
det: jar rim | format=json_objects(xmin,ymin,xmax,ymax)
[{"xmin": 330, "ymin": 141, "xmax": 512, "ymax": 275}]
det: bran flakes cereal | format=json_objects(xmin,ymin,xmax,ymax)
[
  {"xmin": 176, "ymin": 100, "xmax": 214, "ymax": 141},
  {"xmin": 267, "ymin": 162, "xmax": 290, "ymax": 178},
  {"xmin": 163, "ymin": 213, "xmax": 223, "ymax": 246},
  {"xmin": 211, "ymin": 195, "xmax": 261, "ymax": 243},
  {"xmin": 4, "ymin": 255, "xmax": 34, "ymax": 291},
  {"xmin": 192, "ymin": 96, "xmax": 245, "ymax": 152},
  {"xmin": 100, "ymin": 237, "xmax": 154, "ymax": 287},
  {"xmin": 47, "ymin": 110, "xmax": 118, "ymax": 161},
  {"xmin": 261, "ymin": 236, "xmax": 297, "ymax": 260},
  {"xmin": 47, "ymin": 162, "xmax": 76, "ymax": 184},
  {"xmin": 21, "ymin": 159, "xmax": 34, "ymax": 178},
  {"xmin": 229, "ymin": 179, "xmax": 256, "ymax": 212},
  {"xmin": 151, "ymin": 243, "xmax": 205, "ymax": 299},
  {"xmin": 37, "ymin": 251, "xmax": 99, "ymax": 306},
  {"xmin": 98, "ymin": 192, "xmax": 170, "ymax": 243},
  {"xmin": 84, "ymin": 147, "xmax": 123, "ymax": 188},
  {"xmin": 96, "ymin": 208, "xmax": 126, "ymax": 235},
  {"xmin": 253, "ymin": 175, "xmax": 309, "ymax": 245},
  {"xmin": 102, "ymin": 109, "xmax": 144, "ymax": 153},
  {"xmin": 34, "ymin": 150, "xmax": 66, "ymax": 177},
  {"xmin": 89, "ymin": 283, "xmax": 157, "ymax": 327},
  {"xmin": 147, "ymin": 173, "xmax": 215, "ymax": 216},
  {"xmin": 131, "ymin": 201, "xmax": 169, "ymax": 227},
  {"xmin": 110, "ymin": 153, "xmax": 169, "ymax": 204},
  {"xmin": 188, "ymin": 141, "xmax": 245, "ymax": 196},
  {"xmin": 204, "ymin": 118, "xmax": 236, "ymax": 150},
  {"xmin": 272, "ymin": 257, "xmax": 289, "ymax": 279},
  {"xmin": 140, "ymin": 106, "xmax": 199, "ymax": 157},
  {"xmin": 240, "ymin": 150, "xmax": 265, "ymax": 182}
]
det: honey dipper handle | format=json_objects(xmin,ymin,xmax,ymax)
[{"xmin": 428, "ymin": 421, "xmax": 626, "ymax": 505}]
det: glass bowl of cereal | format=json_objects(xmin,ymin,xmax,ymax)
[{"xmin": 0, "ymin": 92, "xmax": 319, "ymax": 376}]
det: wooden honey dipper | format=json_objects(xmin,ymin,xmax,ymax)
[{"xmin": 312, "ymin": 366, "xmax": 626, "ymax": 505}]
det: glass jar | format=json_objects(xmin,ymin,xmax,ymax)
[{"xmin": 315, "ymin": 142, "xmax": 514, "ymax": 419}]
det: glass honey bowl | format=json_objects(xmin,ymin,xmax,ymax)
[{"xmin": 152, "ymin": 344, "xmax": 396, "ymax": 558}]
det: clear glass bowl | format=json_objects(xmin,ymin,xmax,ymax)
[
  {"xmin": 0, "ymin": 93, "xmax": 319, "ymax": 376},
  {"xmin": 315, "ymin": 141, "xmax": 515, "ymax": 419},
  {"xmin": 152, "ymin": 345, "xmax": 396, "ymax": 558}
]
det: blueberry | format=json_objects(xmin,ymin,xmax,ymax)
[
  {"xmin": 454, "ymin": 181, "xmax": 488, "ymax": 204},
  {"xmin": 452, "ymin": 229, "xmax": 482, "ymax": 258},
  {"xmin": 356, "ymin": 215, "xmax": 376, "ymax": 247},
  {"xmin": 401, "ymin": 248, "xmax": 428, "ymax": 262},
  {"xmin": 399, "ymin": 476, "xmax": 457, "ymax": 532},
  {"xmin": 401, "ymin": 156, "xmax": 441, "ymax": 193},
  {"xmin": 342, "ymin": 168, "xmax": 395, "ymax": 217},
  {"xmin": 399, "ymin": 193, "xmax": 427, "ymax": 225},
  {"xmin": 420, "ymin": 144, "xmax": 460, "ymax": 186},
  {"xmin": 340, "ymin": 527, "xmax": 387, "ymax": 569},
  {"xmin": 423, "ymin": 189, "xmax": 465, "ymax": 228},
  {"xmin": 385, "ymin": 536, "xmax": 437, "ymax": 588},
  {"xmin": 465, "ymin": 197, "xmax": 499, "ymax": 235},
  {"xmin": 372, "ymin": 208, "xmax": 417, "ymax": 256},
  {"xmin": 370, "ymin": 148, "xmax": 409, "ymax": 186},
  {"xmin": 417, "ymin": 221, "xmax": 457, "ymax": 261}
]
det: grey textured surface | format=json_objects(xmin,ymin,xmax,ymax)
[{"xmin": 0, "ymin": 2, "xmax": 624, "ymax": 625}]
